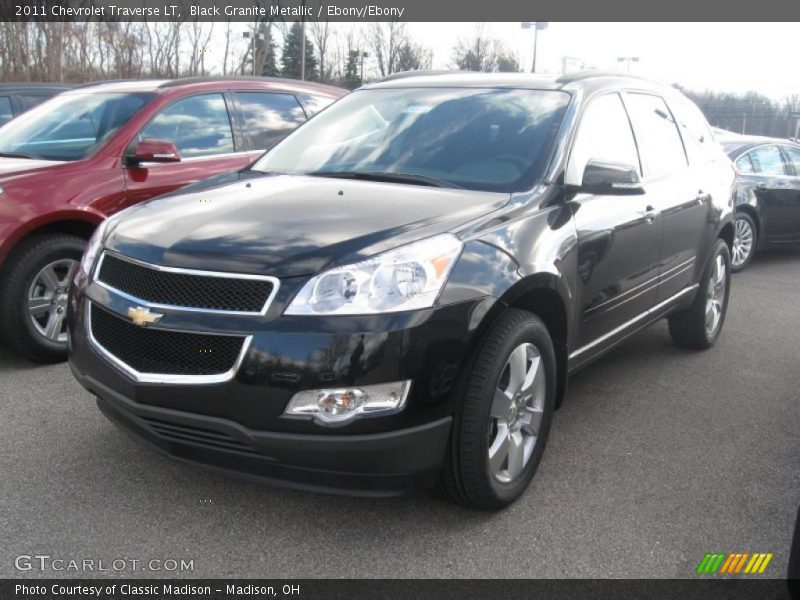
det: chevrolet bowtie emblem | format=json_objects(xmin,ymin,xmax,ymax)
[{"xmin": 127, "ymin": 306, "xmax": 163, "ymax": 327}]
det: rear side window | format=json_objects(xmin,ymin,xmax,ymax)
[
  {"xmin": 298, "ymin": 93, "xmax": 336, "ymax": 117},
  {"xmin": 0, "ymin": 96, "xmax": 13, "ymax": 126},
  {"xmin": 782, "ymin": 145, "xmax": 800, "ymax": 174},
  {"xmin": 624, "ymin": 93, "xmax": 688, "ymax": 177},
  {"xmin": 735, "ymin": 154, "xmax": 755, "ymax": 174},
  {"xmin": 140, "ymin": 93, "xmax": 234, "ymax": 158},
  {"xmin": 569, "ymin": 92, "xmax": 640, "ymax": 183},
  {"xmin": 669, "ymin": 99, "xmax": 720, "ymax": 167},
  {"xmin": 745, "ymin": 145, "xmax": 788, "ymax": 176},
  {"xmin": 231, "ymin": 92, "xmax": 306, "ymax": 151},
  {"xmin": 17, "ymin": 94, "xmax": 52, "ymax": 112}
]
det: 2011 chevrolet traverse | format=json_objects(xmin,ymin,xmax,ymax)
[{"xmin": 68, "ymin": 72, "xmax": 735, "ymax": 509}]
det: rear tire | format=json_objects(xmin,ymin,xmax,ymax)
[
  {"xmin": 668, "ymin": 239, "xmax": 731, "ymax": 350},
  {"xmin": 731, "ymin": 212, "xmax": 757, "ymax": 272},
  {"xmin": 0, "ymin": 233, "xmax": 85, "ymax": 363},
  {"xmin": 438, "ymin": 308, "xmax": 556, "ymax": 510}
]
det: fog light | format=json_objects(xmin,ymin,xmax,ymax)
[{"xmin": 285, "ymin": 381, "xmax": 411, "ymax": 425}]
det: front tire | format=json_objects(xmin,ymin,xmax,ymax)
[
  {"xmin": 668, "ymin": 239, "xmax": 731, "ymax": 350},
  {"xmin": 0, "ymin": 233, "xmax": 85, "ymax": 363},
  {"xmin": 439, "ymin": 308, "xmax": 556, "ymax": 510},
  {"xmin": 731, "ymin": 212, "xmax": 757, "ymax": 272}
]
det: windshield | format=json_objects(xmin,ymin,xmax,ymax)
[
  {"xmin": 253, "ymin": 87, "xmax": 571, "ymax": 192},
  {"xmin": 0, "ymin": 92, "xmax": 153, "ymax": 161}
]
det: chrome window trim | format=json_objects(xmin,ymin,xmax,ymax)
[
  {"xmin": 86, "ymin": 301, "xmax": 253, "ymax": 385},
  {"xmin": 569, "ymin": 283, "xmax": 699, "ymax": 361},
  {"xmin": 94, "ymin": 251, "xmax": 280, "ymax": 316}
]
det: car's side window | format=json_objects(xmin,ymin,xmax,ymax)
[
  {"xmin": 231, "ymin": 92, "xmax": 306, "ymax": 151},
  {"xmin": 568, "ymin": 92, "xmax": 640, "ymax": 185},
  {"xmin": 297, "ymin": 93, "xmax": 336, "ymax": 118},
  {"xmin": 782, "ymin": 145, "xmax": 800, "ymax": 175},
  {"xmin": 624, "ymin": 93, "xmax": 688, "ymax": 178},
  {"xmin": 735, "ymin": 154, "xmax": 756, "ymax": 174},
  {"xmin": 140, "ymin": 93, "xmax": 234, "ymax": 159},
  {"xmin": 0, "ymin": 96, "xmax": 13, "ymax": 126},
  {"xmin": 16, "ymin": 94, "xmax": 51, "ymax": 112},
  {"xmin": 669, "ymin": 99, "xmax": 721, "ymax": 168},
  {"xmin": 746, "ymin": 145, "xmax": 788, "ymax": 176}
]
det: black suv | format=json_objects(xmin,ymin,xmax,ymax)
[
  {"xmin": 0, "ymin": 83, "xmax": 71, "ymax": 126},
  {"xmin": 68, "ymin": 72, "xmax": 735, "ymax": 509}
]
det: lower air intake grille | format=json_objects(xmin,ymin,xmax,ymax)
[
  {"xmin": 140, "ymin": 417, "xmax": 260, "ymax": 456},
  {"xmin": 90, "ymin": 303, "xmax": 245, "ymax": 376}
]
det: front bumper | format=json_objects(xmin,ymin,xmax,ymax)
[
  {"xmin": 68, "ymin": 268, "xmax": 493, "ymax": 495},
  {"xmin": 73, "ymin": 365, "xmax": 451, "ymax": 496}
]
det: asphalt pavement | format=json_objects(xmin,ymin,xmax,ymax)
[{"xmin": 1, "ymin": 248, "xmax": 799, "ymax": 579}]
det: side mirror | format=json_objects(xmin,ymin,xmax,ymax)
[
  {"xmin": 581, "ymin": 159, "xmax": 644, "ymax": 195},
  {"xmin": 129, "ymin": 139, "xmax": 181, "ymax": 164}
]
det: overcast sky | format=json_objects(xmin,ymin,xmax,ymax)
[{"xmin": 408, "ymin": 22, "xmax": 799, "ymax": 99}]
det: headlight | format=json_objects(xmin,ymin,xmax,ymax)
[
  {"xmin": 285, "ymin": 234, "xmax": 463, "ymax": 315},
  {"xmin": 79, "ymin": 218, "xmax": 111, "ymax": 277}
]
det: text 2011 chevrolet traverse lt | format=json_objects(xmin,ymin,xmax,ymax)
[{"xmin": 68, "ymin": 73, "xmax": 735, "ymax": 509}]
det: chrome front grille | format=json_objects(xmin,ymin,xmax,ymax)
[
  {"xmin": 87, "ymin": 252, "xmax": 277, "ymax": 384},
  {"xmin": 95, "ymin": 252, "xmax": 278, "ymax": 315}
]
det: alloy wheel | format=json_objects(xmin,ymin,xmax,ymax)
[
  {"xmin": 705, "ymin": 254, "xmax": 727, "ymax": 338},
  {"xmin": 732, "ymin": 217, "xmax": 754, "ymax": 268},
  {"xmin": 487, "ymin": 343, "xmax": 546, "ymax": 484},
  {"xmin": 27, "ymin": 258, "xmax": 78, "ymax": 343}
]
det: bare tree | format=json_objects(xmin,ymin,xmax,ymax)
[
  {"xmin": 366, "ymin": 22, "xmax": 407, "ymax": 77},
  {"xmin": 309, "ymin": 19, "xmax": 333, "ymax": 83},
  {"xmin": 452, "ymin": 25, "xmax": 517, "ymax": 73},
  {"xmin": 395, "ymin": 40, "xmax": 432, "ymax": 73}
]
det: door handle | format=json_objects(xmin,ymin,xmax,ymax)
[{"xmin": 639, "ymin": 205, "xmax": 658, "ymax": 224}]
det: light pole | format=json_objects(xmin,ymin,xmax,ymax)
[
  {"xmin": 300, "ymin": 3, "xmax": 307, "ymax": 81},
  {"xmin": 616, "ymin": 56, "xmax": 639, "ymax": 72},
  {"xmin": 242, "ymin": 30, "xmax": 266, "ymax": 76},
  {"xmin": 360, "ymin": 51, "xmax": 369, "ymax": 84},
  {"xmin": 521, "ymin": 22, "xmax": 548, "ymax": 73}
]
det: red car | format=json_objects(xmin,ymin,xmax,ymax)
[{"xmin": 0, "ymin": 77, "xmax": 344, "ymax": 362}]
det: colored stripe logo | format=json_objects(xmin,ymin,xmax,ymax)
[{"xmin": 696, "ymin": 552, "xmax": 773, "ymax": 574}]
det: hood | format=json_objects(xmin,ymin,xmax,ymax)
[
  {"xmin": 106, "ymin": 174, "xmax": 509, "ymax": 278},
  {"xmin": 0, "ymin": 157, "xmax": 66, "ymax": 178}
]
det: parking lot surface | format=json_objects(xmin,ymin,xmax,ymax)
[{"xmin": 2, "ymin": 249, "xmax": 799, "ymax": 579}]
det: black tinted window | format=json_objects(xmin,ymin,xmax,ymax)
[
  {"xmin": 746, "ymin": 145, "xmax": 787, "ymax": 176},
  {"xmin": 254, "ymin": 88, "xmax": 571, "ymax": 193},
  {"xmin": 17, "ymin": 94, "xmax": 52, "ymax": 112},
  {"xmin": 0, "ymin": 96, "xmax": 12, "ymax": 126},
  {"xmin": 232, "ymin": 92, "xmax": 306, "ymax": 150},
  {"xmin": 570, "ymin": 92, "xmax": 640, "ymax": 183},
  {"xmin": 781, "ymin": 145, "xmax": 800, "ymax": 174},
  {"xmin": 625, "ymin": 93, "xmax": 687, "ymax": 177},
  {"xmin": 141, "ymin": 93, "xmax": 234, "ymax": 158}
]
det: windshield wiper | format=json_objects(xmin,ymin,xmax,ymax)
[
  {"xmin": 308, "ymin": 170, "xmax": 459, "ymax": 189},
  {"xmin": 0, "ymin": 151, "xmax": 44, "ymax": 160}
]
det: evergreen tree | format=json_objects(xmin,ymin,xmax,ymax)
[
  {"xmin": 281, "ymin": 22, "xmax": 318, "ymax": 80},
  {"xmin": 260, "ymin": 28, "xmax": 279, "ymax": 77},
  {"xmin": 344, "ymin": 49, "xmax": 361, "ymax": 89}
]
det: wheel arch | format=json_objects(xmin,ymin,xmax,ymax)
[
  {"xmin": 0, "ymin": 212, "xmax": 102, "ymax": 271},
  {"xmin": 483, "ymin": 273, "xmax": 572, "ymax": 409}
]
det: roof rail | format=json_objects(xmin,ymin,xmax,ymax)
[
  {"xmin": 157, "ymin": 75, "xmax": 343, "ymax": 93},
  {"xmin": 376, "ymin": 70, "xmax": 467, "ymax": 83},
  {"xmin": 555, "ymin": 71, "xmax": 650, "ymax": 84},
  {"xmin": 71, "ymin": 78, "xmax": 149, "ymax": 89}
]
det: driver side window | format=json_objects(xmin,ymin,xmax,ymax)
[
  {"xmin": 568, "ymin": 93, "xmax": 640, "ymax": 185},
  {"xmin": 140, "ymin": 93, "xmax": 235, "ymax": 159}
]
